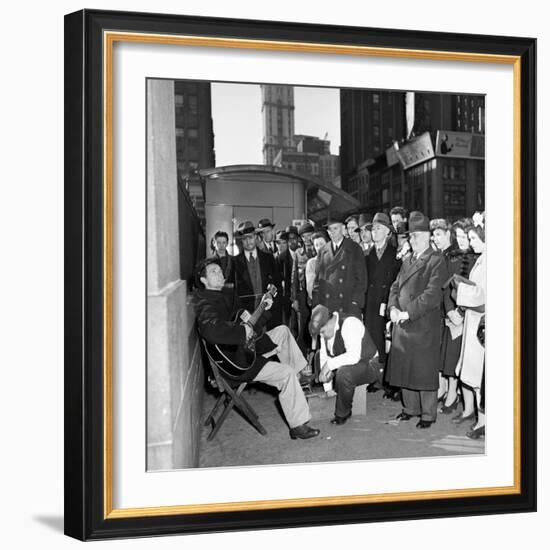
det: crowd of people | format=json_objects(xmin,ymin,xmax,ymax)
[{"xmin": 194, "ymin": 207, "xmax": 486, "ymax": 441}]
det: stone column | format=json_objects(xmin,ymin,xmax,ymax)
[{"xmin": 147, "ymin": 80, "xmax": 203, "ymax": 470}]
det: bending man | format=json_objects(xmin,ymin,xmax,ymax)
[{"xmin": 309, "ymin": 305, "xmax": 380, "ymax": 425}]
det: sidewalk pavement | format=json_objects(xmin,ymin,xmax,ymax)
[{"xmin": 198, "ymin": 383, "xmax": 484, "ymax": 468}]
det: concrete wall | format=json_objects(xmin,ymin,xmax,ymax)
[{"xmin": 147, "ymin": 79, "xmax": 204, "ymax": 471}]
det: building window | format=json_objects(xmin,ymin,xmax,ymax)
[
  {"xmin": 373, "ymin": 125, "xmax": 380, "ymax": 137},
  {"xmin": 188, "ymin": 128, "xmax": 198, "ymax": 138},
  {"xmin": 175, "ymin": 128, "xmax": 185, "ymax": 137},
  {"xmin": 188, "ymin": 95, "xmax": 198, "ymax": 115},
  {"xmin": 373, "ymin": 93, "xmax": 380, "ymax": 104},
  {"xmin": 175, "ymin": 94, "xmax": 184, "ymax": 105}
]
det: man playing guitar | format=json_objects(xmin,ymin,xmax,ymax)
[{"xmin": 193, "ymin": 258, "xmax": 320, "ymax": 440}]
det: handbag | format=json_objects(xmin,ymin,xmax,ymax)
[{"xmin": 477, "ymin": 314, "xmax": 485, "ymax": 347}]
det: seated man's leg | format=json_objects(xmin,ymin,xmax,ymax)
[
  {"xmin": 334, "ymin": 361, "xmax": 379, "ymax": 418},
  {"xmin": 253, "ymin": 360, "xmax": 311, "ymax": 429},
  {"xmin": 266, "ymin": 325, "xmax": 307, "ymax": 374}
]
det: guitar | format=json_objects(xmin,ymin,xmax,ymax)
[{"xmin": 204, "ymin": 284, "xmax": 278, "ymax": 379}]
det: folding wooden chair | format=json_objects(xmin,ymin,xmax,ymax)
[{"xmin": 201, "ymin": 340, "xmax": 267, "ymax": 441}]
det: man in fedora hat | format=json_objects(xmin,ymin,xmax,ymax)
[
  {"xmin": 256, "ymin": 218, "xmax": 277, "ymax": 255},
  {"xmin": 363, "ymin": 213, "xmax": 402, "ymax": 395},
  {"xmin": 395, "ymin": 221, "xmax": 412, "ymax": 261},
  {"xmin": 357, "ymin": 213, "xmax": 374, "ymax": 255},
  {"xmin": 309, "ymin": 304, "xmax": 380, "ymax": 425},
  {"xmin": 385, "ymin": 211, "xmax": 446, "ymax": 429},
  {"xmin": 298, "ymin": 221, "xmax": 316, "ymax": 258},
  {"xmin": 312, "ymin": 213, "xmax": 367, "ymax": 318},
  {"xmin": 233, "ymin": 220, "xmax": 282, "ymax": 329},
  {"xmin": 290, "ymin": 221, "xmax": 316, "ymax": 353},
  {"xmin": 345, "ymin": 214, "xmax": 361, "ymax": 245},
  {"xmin": 275, "ymin": 230, "xmax": 293, "ymax": 325}
]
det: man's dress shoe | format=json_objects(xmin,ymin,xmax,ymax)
[
  {"xmin": 416, "ymin": 419, "xmax": 435, "ymax": 429},
  {"xmin": 466, "ymin": 425, "xmax": 485, "ymax": 439},
  {"xmin": 451, "ymin": 411, "xmax": 476, "ymax": 424},
  {"xmin": 330, "ymin": 413, "xmax": 351, "ymax": 425},
  {"xmin": 289, "ymin": 423, "xmax": 321, "ymax": 440},
  {"xmin": 395, "ymin": 412, "xmax": 414, "ymax": 421}
]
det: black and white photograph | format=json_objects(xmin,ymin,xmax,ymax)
[{"xmin": 146, "ymin": 79, "xmax": 487, "ymax": 471}]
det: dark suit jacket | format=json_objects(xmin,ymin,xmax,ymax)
[
  {"xmin": 233, "ymin": 248, "xmax": 282, "ymax": 329},
  {"xmin": 276, "ymin": 249, "xmax": 293, "ymax": 300},
  {"xmin": 193, "ymin": 288, "xmax": 276, "ymax": 381},
  {"xmin": 364, "ymin": 242, "xmax": 401, "ymax": 359},
  {"xmin": 276, "ymin": 249, "xmax": 293, "ymax": 320},
  {"xmin": 312, "ymin": 238, "xmax": 367, "ymax": 317},
  {"xmin": 386, "ymin": 248, "xmax": 446, "ymax": 390}
]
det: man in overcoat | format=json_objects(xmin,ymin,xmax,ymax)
[
  {"xmin": 291, "ymin": 222, "xmax": 315, "ymax": 352},
  {"xmin": 256, "ymin": 218, "xmax": 277, "ymax": 255},
  {"xmin": 386, "ymin": 211, "xmax": 446, "ymax": 428},
  {"xmin": 233, "ymin": 221, "xmax": 283, "ymax": 330},
  {"xmin": 312, "ymin": 215, "xmax": 367, "ymax": 318},
  {"xmin": 364, "ymin": 213, "xmax": 401, "ymax": 392},
  {"xmin": 275, "ymin": 230, "xmax": 293, "ymax": 326}
]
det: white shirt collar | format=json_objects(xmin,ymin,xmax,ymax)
[{"xmin": 332, "ymin": 238, "xmax": 344, "ymax": 250}]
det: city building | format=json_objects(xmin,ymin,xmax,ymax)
[
  {"xmin": 261, "ymin": 85, "xmax": 296, "ymax": 165},
  {"xmin": 340, "ymin": 89, "xmax": 405, "ymax": 190},
  {"xmin": 295, "ymin": 134, "xmax": 331, "ymax": 155},
  {"xmin": 173, "ymin": 80, "xmax": 216, "ymax": 223},
  {"xmin": 340, "ymin": 89, "xmax": 485, "ymax": 218},
  {"xmin": 261, "ymin": 87, "xmax": 341, "ymax": 185}
]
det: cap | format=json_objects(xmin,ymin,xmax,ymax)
[{"xmin": 309, "ymin": 304, "xmax": 331, "ymax": 337}]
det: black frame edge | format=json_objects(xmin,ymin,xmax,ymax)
[
  {"xmin": 64, "ymin": 9, "xmax": 86, "ymax": 541},
  {"xmin": 519, "ymin": 38, "xmax": 537, "ymax": 513}
]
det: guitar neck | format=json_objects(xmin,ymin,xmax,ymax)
[{"xmin": 248, "ymin": 302, "xmax": 267, "ymax": 328}]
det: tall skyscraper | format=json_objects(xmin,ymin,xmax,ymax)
[
  {"xmin": 261, "ymin": 85, "xmax": 295, "ymax": 165},
  {"xmin": 340, "ymin": 89, "xmax": 406, "ymax": 190},
  {"xmin": 173, "ymin": 80, "xmax": 216, "ymax": 224}
]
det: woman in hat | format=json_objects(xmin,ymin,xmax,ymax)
[
  {"xmin": 434, "ymin": 219, "xmax": 479, "ymax": 414},
  {"xmin": 453, "ymin": 219, "xmax": 486, "ymax": 439}
]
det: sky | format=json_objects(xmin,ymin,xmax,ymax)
[{"xmin": 211, "ymin": 82, "xmax": 340, "ymax": 167}]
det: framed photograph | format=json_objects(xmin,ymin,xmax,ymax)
[{"xmin": 64, "ymin": 9, "xmax": 536, "ymax": 540}]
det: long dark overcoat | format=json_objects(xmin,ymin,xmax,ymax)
[
  {"xmin": 233, "ymin": 249, "xmax": 282, "ymax": 329},
  {"xmin": 364, "ymin": 243, "xmax": 401, "ymax": 362},
  {"xmin": 386, "ymin": 248, "xmax": 446, "ymax": 390},
  {"xmin": 312, "ymin": 238, "xmax": 367, "ymax": 317},
  {"xmin": 276, "ymin": 249, "xmax": 293, "ymax": 324}
]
